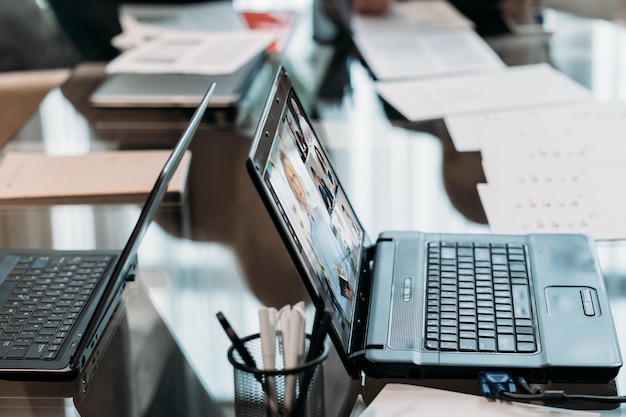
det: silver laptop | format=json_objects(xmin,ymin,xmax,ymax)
[
  {"xmin": 246, "ymin": 67, "xmax": 622, "ymax": 383},
  {"xmin": 89, "ymin": 51, "xmax": 263, "ymax": 109},
  {"xmin": 0, "ymin": 83, "xmax": 215, "ymax": 381}
]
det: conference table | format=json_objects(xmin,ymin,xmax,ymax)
[{"xmin": 1, "ymin": 5, "xmax": 626, "ymax": 417}]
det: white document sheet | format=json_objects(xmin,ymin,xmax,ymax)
[
  {"xmin": 361, "ymin": 384, "xmax": 599, "ymax": 417},
  {"xmin": 375, "ymin": 64, "xmax": 594, "ymax": 122},
  {"xmin": 478, "ymin": 135, "xmax": 626, "ymax": 239},
  {"xmin": 353, "ymin": 1, "xmax": 504, "ymax": 80},
  {"xmin": 480, "ymin": 135, "xmax": 626, "ymax": 185},
  {"xmin": 354, "ymin": 28, "xmax": 505, "ymax": 80},
  {"xmin": 478, "ymin": 183, "xmax": 626, "ymax": 240},
  {"xmin": 106, "ymin": 29, "xmax": 275, "ymax": 75},
  {"xmin": 369, "ymin": 0, "xmax": 475, "ymax": 29},
  {"xmin": 113, "ymin": 1, "xmax": 247, "ymax": 50},
  {"xmin": 445, "ymin": 101, "xmax": 626, "ymax": 151}
]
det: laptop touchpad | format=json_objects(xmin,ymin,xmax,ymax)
[{"xmin": 545, "ymin": 286, "xmax": 600, "ymax": 317}]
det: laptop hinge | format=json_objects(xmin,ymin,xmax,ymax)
[{"xmin": 349, "ymin": 245, "xmax": 377, "ymax": 363}]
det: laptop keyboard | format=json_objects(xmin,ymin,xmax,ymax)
[
  {"xmin": 0, "ymin": 254, "xmax": 113, "ymax": 361},
  {"xmin": 424, "ymin": 242, "xmax": 537, "ymax": 353}
]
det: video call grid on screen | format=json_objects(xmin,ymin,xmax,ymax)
[{"xmin": 261, "ymin": 91, "xmax": 365, "ymax": 345}]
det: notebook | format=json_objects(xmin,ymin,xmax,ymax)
[
  {"xmin": 246, "ymin": 67, "xmax": 622, "ymax": 383},
  {"xmin": 0, "ymin": 83, "xmax": 215, "ymax": 381},
  {"xmin": 0, "ymin": 150, "xmax": 191, "ymax": 205}
]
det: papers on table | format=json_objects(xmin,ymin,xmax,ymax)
[
  {"xmin": 446, "ymin": 101, "xmax": 626, "ymax": 152},
  {"xmin": 361, "ymin": 384, "xmax": 600, "ymax": 417},
  {"xmin": 480, "ymin": 135, "xmax": 626, "ymax": 185},
  {"xmin": 359, "ymin": 0, "xmax": 475, "ymax": 30},
  {"xmin": 354, "ymin": 28, "xmax": 505, "ymax": 81},
  {"xmin": 113, "ymin": 1, "xmax": 247, "ymax": 50},
  {"xmin": 478, "ymin": 183, "xmax": 626, "ymax": 240},
  {"xmin": 351, "ymin": 1, "xmax": 626, "ymax": 240},
  {"xmin": 106, "ymin": 30, "xmax": 276, "ymax": 75},
  {"xmin": 108, "ymin": 1, "xmax": 278, "ymax": 76},
  {"xmin": 479, "ymin": 135, "xmax": 626, "ymax": 240},
  {"xmin": 374, "ymin": 64, "xmax": 593, "ymax": 122},
  {"xmin": 352, "ymin": 1, "xmax": 504, "ymax": 80}
]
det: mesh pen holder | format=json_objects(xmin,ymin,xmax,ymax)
[{"xmin": 228, "ymin": 333, "xmax": 328, "ymax": 417}]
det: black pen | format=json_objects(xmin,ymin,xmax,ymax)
[
  {"xmin": 217, "ymin": 311, "xmax": 281, "ymax": 416},
  {"xmin": 216, "ymin": 311, "xmax": 258, "ymax": 369},
  {"xmin": 307, "ymin": 309, "xmax": 330, "ymax": 361}
]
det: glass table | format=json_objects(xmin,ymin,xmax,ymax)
[{"xmin": 1, "ymin": 5, "xmax": 626, "ymax": 416}]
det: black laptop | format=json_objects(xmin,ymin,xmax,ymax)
[
  {"xmin": 246, "ymin": 67, "xmax": 622, "ymax": 383},
  {"xmin": 0, "ymin": 83, "xmax": 215, "ymax": 381}
]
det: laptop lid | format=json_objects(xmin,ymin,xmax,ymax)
[
  {"xmin": 247, "ymin": 67, "xmax": 368, "ymax": 377},
  {"xmin": 72, "ymin": 82, "xmax": 217, "ymax": 377}
]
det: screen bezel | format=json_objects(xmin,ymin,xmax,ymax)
[{"xmin": 247, "ymin": 67, "xmax": 368, "ymax": 378}]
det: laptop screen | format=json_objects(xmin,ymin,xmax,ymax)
[{"xmin": 258, "ymin": 89, "xmax": 365, "ymax": 347}]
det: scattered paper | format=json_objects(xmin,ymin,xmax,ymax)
[
  {"xmin": 354, "ymin": 28, "xmax": 505, "ymax": 80},
  {"xmin": 358, "ymin": 0, "xmax": 475, "ymax": 30},
  {"xmin": 478, "ymin": 183, "xmax": 626, "ymax": 240},
  {"xmin": 106, "ymin": 30, "xmax": 275, "ymax": 75},
  {"xmin": 352, "ymin": 1, "xmax": 503, "ymax": 80},
  {"xmin": 480, "ymin": 135, "xmax": 626, "ymax": 185},
  {"xmin": 445, "ymin": 101, "xmax": 626, "ymax": 152},
  {"xmin": 375, "ymin": 64, "xmax": 593, "ymax": 122},
  {"xmin": 477, "ymin": 135, "xmax": 626, "ymax": 239},
  {"xmin": 113, "ymin": 1, "xmax": 247, "ymax": 50}
]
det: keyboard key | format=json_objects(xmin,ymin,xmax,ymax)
[
  {"xmin": 25, "ymin": 343, "xmax": 47, "ymax": 359},
  {"xmin": 459, "ymin": 323, "xmax": 477, "ymax": 331},
  {"xmin": 0, "ymin": 341, "xmax": 12, "ymax": 357},
  {"xmin": 440, "ymin": 341, "xmax": 458, "ymax": 350},
  {"xmin": 517, "ymin": 334, "xmax": 534, "ymax": 343},
  {"xmin": 441, "ymin": 246, "xmax": 456, "ymax": 259},
  {"xmin": 441, "ymin": 334, "xmax": 457, "ymax": 342},
  {"xmin": 6, "ymin": 345, "xmax": 27, "ymax": 359},
  {"xmin": 516, "ymin": 326, "xmax": 534, "ymax": 335},
  {"xmin": 460, "ymin": 339, "xmax": 477, "ymax": 351},
  {"xmin": 459, "ymin": 331, "xmax": 477, "ymax": 339},
  {"xmin": 43, "ymin": 350, "xmax": 58, "ymax": 360},
  {"xmin": 474, "ymin": 248, "xmax": 490, "ymax": 261},
  {"xmin": 497, "ymin": 334, "xmax": 516, "ymax": 352},
  {"xmin": 478, "ymin": 329, "xmax": 496, "ymax": 338},
  {"xmin": 517, "ymin": 342, "xmax": 536, "ymax": 352},
  {"xmin": 426, "ymin": 340, "xmax": 438, "ymax": 350},
  {"xmin": 491, "ymin": 254, "xmax": 507, "ymax": 264},
  {"xmin": 479, "ymin": 338, "xmax": 496, "ymax": 351},
  {"xmin": 512, "ymin": 285, "xmax": 532, "ymax": 319}
]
